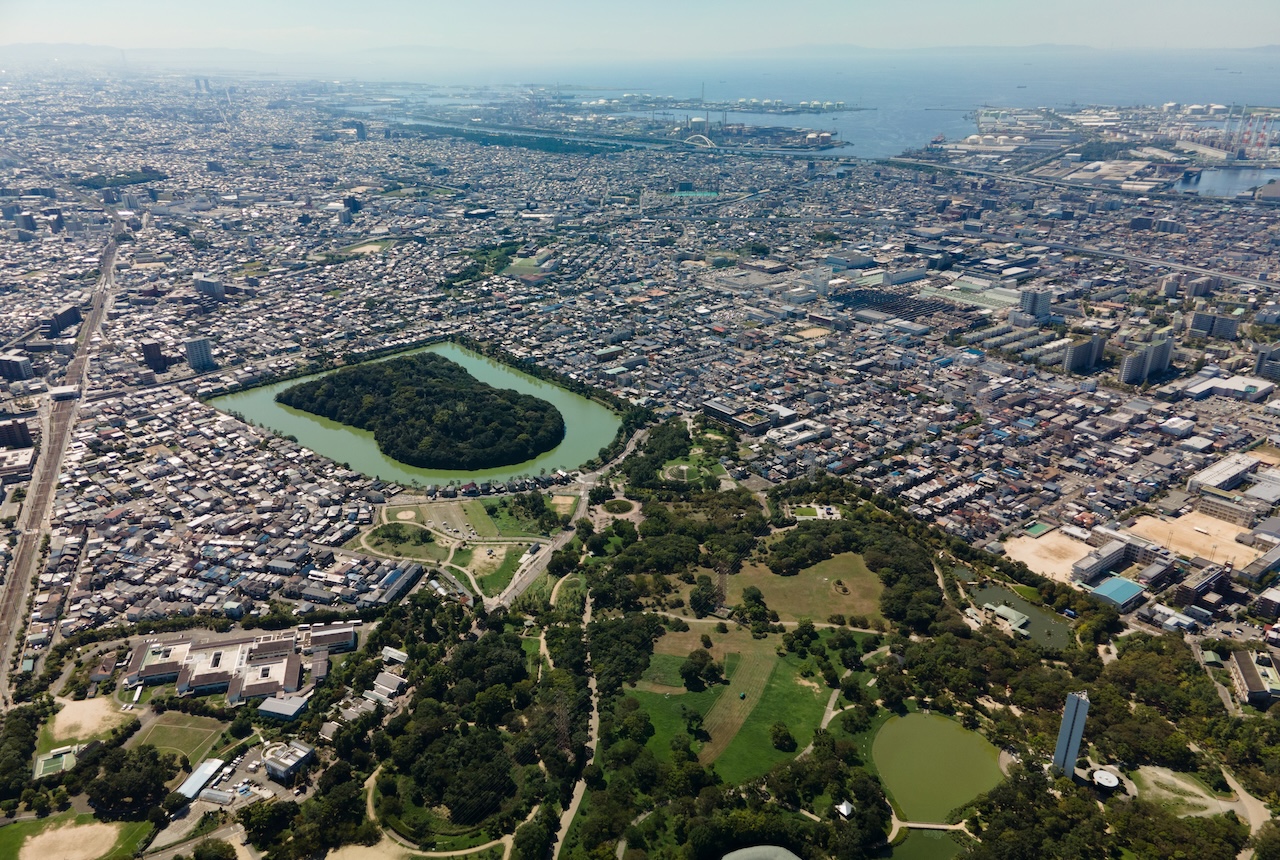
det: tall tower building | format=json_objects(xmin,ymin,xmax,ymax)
[
  {"xmin": 184, "ymin": 337, "xmax": 215, "ymax": 372},
  {"xmin": 1053, "ymin": 690, "xmax": 1090, "ymax": 773},
  {"xmin": 1019, "ymin": 288, "xmax": 1051, "ymax": 321},
  {"xmin": 140, "ymin": 339, "xmax": 166, "ymax": 373}
]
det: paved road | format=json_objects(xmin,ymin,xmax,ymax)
[
  {"xmin": 494, "ymin": 428, "xmax": 648, "ymax": 610},
  {"xmin": 0, "ymin": 242, "xmax": 116, "ymax": 707}
]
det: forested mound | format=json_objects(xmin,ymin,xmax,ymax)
[{"xmin": 275, "ymin": 352, "xmax": 565, "ymax": 470}]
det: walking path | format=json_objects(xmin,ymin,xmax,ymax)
[{"xmin": 550, "ymin": 594, "xmax": 598, "ymax": 860}]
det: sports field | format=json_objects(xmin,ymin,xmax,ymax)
[
  {"xmin": 131, "ymin": 713, "xmax": 225, "ymax": 763},
  {"xmin": 1002, "ymin": 531, "xmax": 1090, "ymax": 583},
  {"xmin": 873, "ymin": 713, "xmax": 1003, "ymax": 822},
  {"xmin": 0, "ymin": 812, "xmax": 151, "ymax": 860},
  {"xmin": 1129, "ymin": 511, "xmax": 1263, "ymax": 568},
  {"xmin": 732, "ymin": 553, "xmax": 883, "ymax": 622}
]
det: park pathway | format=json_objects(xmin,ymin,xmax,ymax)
[{"xmin": 551, "ymin": 594, "xmax": 598, "ymax": 860}]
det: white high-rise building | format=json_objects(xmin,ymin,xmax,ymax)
[
  {"xmin": 1052, "ymin": 690, "xmax": 1089, "ymax": 773},
  {"xmin": 184, "ymin": 337, "xmax": 215, "ymax": 371}
]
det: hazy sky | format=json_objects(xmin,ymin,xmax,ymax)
[{"xmin": 2, "ymin": 0, "xmax": 1278, "ymax": 59}]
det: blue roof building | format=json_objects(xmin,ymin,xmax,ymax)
[{"xmin": 1091, "ymin": 577, "xmax": 1147, "ymax": 613}]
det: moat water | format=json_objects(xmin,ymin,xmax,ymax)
[{"xmin": 209, "ymin": 342, "xmax": 621, "ymax": 486}]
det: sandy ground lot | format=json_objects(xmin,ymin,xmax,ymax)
[
  {"xmin": 796, "ymin": 326, "xmax": 833, "ymax": 340},
  {"xmin": 1128, "ymin": 511, "xmax": 1264, "ymax": 568},
  {"xmin": 1002, "ymin": 530, "xmax": 1090, "ymax": 583},
  {"xmin": 326, "ymin": 837, "xmax": 413, "ymax": 860},
  {"xmin": 394, "ymin": 510, "xmax": 416, "ymax": 521},
  {"xmin": 1250, "ymin": 446, "xmax": 1280, "ymax": 466},
  {"xmin": 18, "ymin": 821, "xmax": 122, "ymax": 860},
  {"xmin": 550, "ymin": 494, "xmax": 578, "ymax": 518},
  {"xmin": 51, "ymin": 696, "xmax": 130, "ymax": 742}
]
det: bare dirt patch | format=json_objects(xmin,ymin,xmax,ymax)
[
  {"xmin": 550, "ymin": 494, "xmax": 578, "ymax": 517},
  {"xmin": 51, "ymin": 696, "xmax": 130, "ymax": 743},
  {"xmin": 18, "ymin": 820, "xmax": 122, "ymax": 860},
  {"xmin": 1002, "ymin": 531, "xmax": 1091, "ymax": 583},
  {"xmin": 326, "ymin": 837, "xmax": 414, "ymax": 860},
  {"xmin": 394, "ymin": 510, "xmax": 416, "ymax": 521},
  {"xmin": 1128, "ymin": 512, "xmax": 1264, "ymax": 568}
]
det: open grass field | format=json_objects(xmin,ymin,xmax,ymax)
[
  {"xmin": 460, "ymin": 500, "xmax": 501, "ymax": 538},
  {"xmin": 1132, "ymin": 766, "xmax": 1238, "ymax": 817},
  {"xmin": 730, "ymin": 554, "xmax": 884, "ymax": 622},
  {"xmin": 131, "ymin": 712, "xmax": 225, "ymax": 763},
  {"xmin": 710, "ymin": 651, "xmax": 830, "ymax": 784},
  {"xmin": 478, "ymin": 502, "xmax": 543, "ymax": 538},
  {"xmin": 385, "ymin": 505, "xmax": 420, "ymax": 523},
  {"xmin": 0, "ymin": 812, "xmax": 151, "ymax": 860},
  {"xmin": 635, "ymin": 625, "xmax": 833, "ymax": 782},
  {"xmin": 872, "ymin": 713, "xmax": 1003, "ymax": 822},
  {"xmin": 891, "ymin": 830, "xmax": 964, "ymax": 860},
  {"xmin": 474, "ymin": 546, "xmax": 523, "ymax": 597},
  {"xmin": 364, "ymin": 524, "xmax": 450, "ymax": 562}
]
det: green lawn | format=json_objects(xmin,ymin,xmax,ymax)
[
  {"xmin": 872, "ymin": 713, "xmax": 1003, "ymax": 822},
  {"xmin": 479, "ymin": 502, "xmax": 543, "ymax": 538},
  {"xmin": 477, "ymin": 547, "xmax": 523, "ymax": 597},
  {"xmin": 365, "ymin": 524, "xmax": 450, "ymax": 562},
  {"xmin": 731, "ymin": 553, "xmax": 884, "ymax": 623},
  {"xmin": 0, "ymin": 813, "xmax": 152, "ymax": 860},
  {"xmin": 630, "ymin": 655, "xmax": 740, "ymax": 765},
  {"xmin": 452, "ymin": 547, "xmax": 474, "ymax": 568},
  {"xmin": 892, "ymin": 829, "xmax": 964, "ymax": 860},
  {"xmin": 709, "ymin": 653, "xmax": 830, "ymax": 785},
  {"xmin": 794, "ymin": 506, "xmax": 818, "ymax": 517},
  {"xmin": 132, "ymin": 713, "xmax": 226, "ymax": 762},
  {"xmin": 1011, "ymin": 584, "xmax": 1041, "ymax": 602},
  {"xmin": 461, "ymin": 501, "xmax": 500, "ymax": 538}
]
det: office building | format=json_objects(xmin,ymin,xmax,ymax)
[
  {"xmin": 0, "ymin": 352, "xmax": 34, "ymax": 381},
  {"xmin": 1052, "ymin": 691, "xmax": 1090, "ymax": 773},
  {"xmin": 184, "ymin": 337, "xmax": 215, "ymax": 371}
]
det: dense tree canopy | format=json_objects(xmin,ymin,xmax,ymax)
[{"xmin": 276, "ymin": 352, "xmax": 565, "ymax": 469}]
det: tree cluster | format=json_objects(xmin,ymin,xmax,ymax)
[{"xmin": 276, "ymin": 352, "xmax": 565, "ymax": 470}]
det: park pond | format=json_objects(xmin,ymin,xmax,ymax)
[
  {"xmin": 209, "ymin": 342, "xmax": 621, "ymax": 485},
  {"xmin": 970, "ymin": 583, "xmax": 1073, "ymax": 649}
]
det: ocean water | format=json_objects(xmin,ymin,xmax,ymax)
[{"xmin": 489, "ymin": 48, "xmax": 1280, "ymax": 158}]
